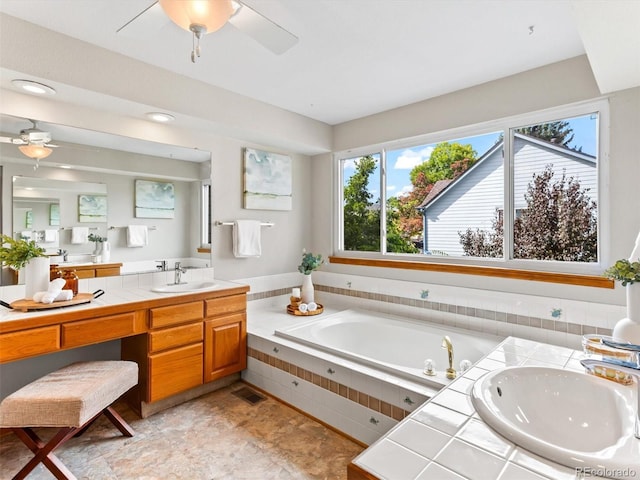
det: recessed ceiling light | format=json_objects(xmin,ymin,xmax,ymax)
[
  {"xmin": 146, "ymin": 112, "xmax": 175, "ymax": 123},
  {"xmin": 58, "ymin": 165, "xmax": 72, "ymax": 169},
  {"xmin": 11, "ymin": 79, "xmax": 56, "ymax": 96}
]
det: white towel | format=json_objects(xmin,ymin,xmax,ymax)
[
  {"xmin": 44, "ymin": 229, "xmax": 58, "ymax": 243},
  {"xmin": 71, "ymin": 227, "xmax": 89, "ymax": 244},
  {"xmin": 33, "ymin": 278, "xmax": 67, "ymax": 304},
  {"xmin": 233, "ymin": 220, "xmax": 262, "ymax": 258},
  {"xmin": 127, "ymin": 225, "xmax": 148, "ymax": 247},
  {"xmin": 33, "ymin": 290, "xmax": 73, "ymax": 304},
  {"xmin": 629, "ymin": 230, "xmax": 640, "ymax": 261}
]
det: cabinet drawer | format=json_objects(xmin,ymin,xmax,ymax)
[
  {"xmin": 149, "ymin": 343, "xmax": 203, "ymax": 402},
  {"xmin": 96, "ymin": 267, "xmax": 121, "ymax": 277},
  {"xmin": 62, "ymin": 311, "xmax": 145, "ymax": 348},
  {"xmin": 150, "ymin": 301, "xmax": 203, "ymax": 329},
  {"xmin": 0, "ymin": 326, "xmax": 60, "ymax": 363},
  {"xmin": 205, "ymin": 295, "xmax": 246, "ymax": 318},
  {"xmin": 149, "ymin": 323, "xmax": 203, "ymax": 353},
  {"xmin": 75, "ymin": 269, "xmax": 95, "ymax": 279}
]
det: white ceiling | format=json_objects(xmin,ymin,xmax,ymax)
[{"xmin": 0, "ymin": 0, "xmax": 637, "ymax": 128}]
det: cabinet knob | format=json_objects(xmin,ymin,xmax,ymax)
[
  {"xmin": 292, "ymin": 380, "xmax": 299, "ymax": 387},
  {"xmin": 327, "ymin": 368, "xmax": 335, "ymax": 375},
  {"xmin": 273, "ymin": 347, "xmax": 279, "ymax": 353},
  {"xmin": 369, "ymin": 417, "xmax": 380, "ymax": 425}
]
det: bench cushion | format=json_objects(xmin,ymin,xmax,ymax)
[{"xmin": 0, "ymin": 361, "xmax": 138, "ymax": 428}]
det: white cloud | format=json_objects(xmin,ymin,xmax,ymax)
[
  {"xmin": 388, "ymin": 184, "xmax": 413, "ymax": 198},
  {"xmin": 342, "ymin": 159, "xmax": 356, "ymax": 170},
  {"xmin": 387, "ymin": 185, "xmax": 397, "ymax": 191},
  {"xmin": 393, "ymin": 146, "xmax": 435, "ymax": 169}
]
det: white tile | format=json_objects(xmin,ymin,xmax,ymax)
[
  {"xmin": 448, "ymin": 376, "xmax": 475, "ymax": 395},
  {"xmin": 355, "ymin": 439, "xmax": 429, "ymax": 480},
  {"xmin": 415, "ymin": 462, "xmax": 465, "ymax": 480},
  {"xmin": 431, "ymin": 388, "xmax": 475, "ymax": 416},
  {"xmin": 463, "ymin": 367, "xmax": 490, "ymax": 381},
  {"xmin": 498, "ymin": 463, "xmax": 549, "ymax": 480},
  {"xmin": 456, "ymin": 418, "xmax": 514, "ymax": 458},
  {"xmin": 388, "ymin": 420, "xmax": 451, "ymax": 460},
  {"xmin": 475, "ymin": 357, "xmax": 506, "ymax": 371},
  {"xmin": 412, "ymin": 402, "xmax": 470, "ymax": 436},
  {"xmin": 435, "ymin": 438, "xmax": 505, "ymax": 480},
  {"xmin": 510, "ymin": 448, "xmax": 578, "ymax": 480}
]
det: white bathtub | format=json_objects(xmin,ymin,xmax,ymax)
[{"xmin": 275, "ymin": 309, "xmax": 503, "ymax": 387}]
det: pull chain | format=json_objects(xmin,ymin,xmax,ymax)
[{"xmin": 190, "ymin": 24, "xmax": 205, "ymax": 63}]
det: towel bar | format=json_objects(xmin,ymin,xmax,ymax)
[{"xmin": 215, "ymin": 221, "xmax": 274, "ymax": 227}]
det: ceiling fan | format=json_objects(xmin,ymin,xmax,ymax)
[
  {"xmin": 118, "ymin": 0, "xmax": 299, "ymax": 62},
  {"xmin": 0, "ymin": 119, "xmax": 59, "ymax": 159}
]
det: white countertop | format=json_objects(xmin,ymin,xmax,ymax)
[
  {"xmin": 352, "ymin": 336, "xmax": 615, "ymax": 480},
  {"xmin": 0, "ymin": 278, "xmax": 245, "ymax": 324}
]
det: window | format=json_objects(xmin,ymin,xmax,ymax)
[
  {"xmin": 337, "ymin": 101, "xmax": 605, "ymax": 271},
  {"xmin": 200, "ymin": 181, "xmax": 211, "ymax": 248}
]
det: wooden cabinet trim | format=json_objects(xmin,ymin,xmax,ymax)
[
  {"xmin": 148, "ymin": 323, "xmax": 203, "ymax": 353},
  {"xmin": 149, "ymin": 301, "xmax": 204, "ymax": 329},
  {"xmin": 0, "ymin": 325, "xmax": 60, "ymax": 363},
  {"xmin": 62, "ymin": 311, "xmax": 146, "ymax": 348}
]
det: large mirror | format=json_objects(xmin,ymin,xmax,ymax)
[{"xmin": 1, "ymin": 114, "xmax": 212, "ymax": 284}]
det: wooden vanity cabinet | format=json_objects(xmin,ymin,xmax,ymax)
[
  {"xmin": 204, "ymin": 295, "xmax": 247, "ymax": 383},
  {"xmin": 146, "ymin": 301, "xmax": 204, "ymax": 403}
]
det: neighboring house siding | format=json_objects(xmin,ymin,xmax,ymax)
[
  {"xmin": 423, "ymin": 136, "xmax": 596, "ymax": 256},
  {"xmin": 425, "ymin": 149, "xmax": 503, "ymax": 256}
]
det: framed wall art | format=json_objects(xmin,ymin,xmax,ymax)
[
  {"xmin": 243, "ymin": 148, "xmax": 292, "ymax": 211},
  {"xmin": 78, "ymin": 194, "xmax": 107, "ymax": 223},
  {"xmin": 135, "ymin": 180, "xmax": 175, "ymax": 218}
]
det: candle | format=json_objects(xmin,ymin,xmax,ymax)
[{"xmin": 292, "ymin": 287, "xmax": 301, "ymax": 298}]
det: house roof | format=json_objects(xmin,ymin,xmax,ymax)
[
  {"xmin": 417, "ymin": 179, "xmax": 453, "ymax": 209},
  {"xmin": 417, "ymin": 133, "xmax": 595, "ymax": 212}
]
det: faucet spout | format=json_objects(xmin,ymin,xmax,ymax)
[
  {"xmin": 581, "ymin": 357, "xmax": 640, "ymax": 439},
  {"xmin": 174, "ymin": 261, "xmax": 187, "ymax": 285},
  {"xmin": 442, "ymin": 335, "xmax": 456, "ymax": 379}
]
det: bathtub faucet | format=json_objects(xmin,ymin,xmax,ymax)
[{"xmin": 442, "ymin": 336, "xmax": 456, "ymax": 379}]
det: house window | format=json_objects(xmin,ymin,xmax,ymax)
[
  {"xmin": 336, "ymin": 102, "xmax": 605, "ymax": 270},
  {"xmin": 201, "ymin": 181, "xmax": 211, "ymax": 247}
]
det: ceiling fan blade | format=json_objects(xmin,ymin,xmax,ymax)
[
  {"xmin": 116, "ymin": 1, "xmax": 172, "ymax": 38},
  {"xmin": 229, "ymin": 3, "xmax": 298, "ymax": 55},
  {"xmin": 0, "ymin": 136, "xmax": 14, "ymax": 144}
]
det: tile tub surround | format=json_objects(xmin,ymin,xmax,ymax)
[
  {"xmin": 244, "ymin": 302, "xmax": 439, "ymax": 445},
  {"xmin": 351, "ymin": 336, "xmax": 625, "ymax": 480},
  {"xmin": 238, "ymin": 269, "xmax": 625, "ymax": 351}
]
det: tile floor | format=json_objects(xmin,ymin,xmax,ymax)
[{"xmin": 0, "ymin": 383, "xmax": 364, "ymax": 480}]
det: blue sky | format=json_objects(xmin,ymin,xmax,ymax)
[{"xmin": 381, "ymin": 113, "xmax": 597, "ymax": 200}]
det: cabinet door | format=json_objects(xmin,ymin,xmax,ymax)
[
  {"xmin": 204, "ymin": 313, "xmax": 247, "ymax": 383},
  {"xmin": 149, "ymin": 343, "xmax": 203, "ymax": 402}
]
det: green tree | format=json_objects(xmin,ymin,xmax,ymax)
[
  {"xmin": 410, "ymin": 142, "xmax": 477, "ymax": 184},
  {"xmin": 343, "ymin": 156, "xmax": 380, "ymax": 251},
  {"xmin": 459, "ymin": 166, "xmax": 597, "ymax": 261},
  {"xmin": 516, "ymin": 121, "xmax": 575, "ymax": 148}
]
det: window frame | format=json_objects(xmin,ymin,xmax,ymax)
[
  {"xmin": 200, "ymin": 180, "xmax": 212, "ymax": 250},
  {"xmin": 334, "ymin": 98, "xmax": 610, "ymax": 277}
]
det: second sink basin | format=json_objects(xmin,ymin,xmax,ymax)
[
  {"xmin": 471, "ymin": 366, "xmax": 639, "ymax": 478},
  {"xmin": 152, "ymin": 281, "xmax": 217, "ymax": 293}
]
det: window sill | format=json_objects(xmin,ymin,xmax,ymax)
[{"xmin": 328, "ymin": 256, "xmax": 614, "ymax": 289}]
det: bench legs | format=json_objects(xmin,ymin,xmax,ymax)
[{"xmin": 10, "ymin": 406, "xmax": 134, "ymax": 480}]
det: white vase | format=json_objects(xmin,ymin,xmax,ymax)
[
  {"xmin": 24, "ymin": 257, "xmax": 50, "ymax": 300},
  {"xmin": 301, "ymin": 273, "xmax": 314, "ymax": 304},
  {"xmin": 612, "ymin": 284, "xmax": 640, "ymax": 343},
  {"xmin": 101, "ymin": 241, "xmax": 111, "ymax": 263}
]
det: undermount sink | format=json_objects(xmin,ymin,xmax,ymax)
[
  {"xmin": 471, "ymin": 366, "xmax": 639, "ymax": 478},
  {"xmin": 151, "ymin": 281, "xmax": 217, "ymax": 293}
]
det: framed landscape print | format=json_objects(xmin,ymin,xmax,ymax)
[
  {"xmin": 243, "ymin": 148, "xmax": 292, "ymax": 210},
  {"xmin": 78, "ymin": 194, "xmax": 107, "ymax": 223},
  {"xmin": 135, "ymin": 180, "xmax": 175, "ymax": 218}
]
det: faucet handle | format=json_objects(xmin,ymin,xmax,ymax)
[{"xmin": 601, "ymin": 338, "xmax": 640, "ymax": 352}]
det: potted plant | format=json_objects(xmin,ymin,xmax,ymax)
[
  {"xmin": 298, "ymin": 251, "xmax": 324, "ymax": 304},
  {"xmin": 0, "ymin": 234, "xmax": 49, "ymax": 299},
  {"xmin": 605, "ymin": 257, "xmax": 640, "ymax": 342},
  {"xmin": 88, "ymin": 233, "xmax": 110, "ymax": 262}
]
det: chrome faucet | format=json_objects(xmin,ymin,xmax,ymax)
[
  {"xmin": 581, "ymin": 351, "xmax": 640, "ymax": 439},
  {"xmin": 174, "ymin": 261, "xmax": 187, "ymax": 285},
  {"xmin": 57, "ymin": 249, "xmax": 68, "ymax": 262},
  {"xmin": 156, "ymin": 260, "xmax": 168, "ymax": 272},
  {"xmin": 442, "ymin": 335, "xmax": 456, "ymax": 379}
]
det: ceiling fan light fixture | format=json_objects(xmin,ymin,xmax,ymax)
[
  {"xmin": 159, "ymin": 0, "xmax": 236, "ymax": 34},
  {"xmin": 146, "ymin": 112, "xmax": 176, "ymax": 123},
  {"xmin": 18, "ymin": 144, "xmax": 53, "ymax": 160},
  {"xmin": 11, "ymin": 79, "xmax": 56, "ymax": 96}
]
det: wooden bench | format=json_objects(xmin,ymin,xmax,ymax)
[{"xmin": 0, "ymin": 361, "xmax": 138, "ymax": 480}]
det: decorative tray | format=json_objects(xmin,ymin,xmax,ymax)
[
  {"xmin": 286, "ymin": 303, "xmax": 324, "ymax": 316},
  {"xmin": 7, "ymin": 290, "xmax": 104, "ymax": 312}
]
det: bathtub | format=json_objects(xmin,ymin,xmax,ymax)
[{"xmin": 275, "ymin": 309, "xmax": 503, "ymax": 387}]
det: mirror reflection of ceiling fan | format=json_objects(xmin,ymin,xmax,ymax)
[
  {"xmin": 0, "ymin": 119, "xmax": 58, "ymax": 168},
  {"xmin": 118, "ymin": 0, "xmax": 299, "ymax": 63}
]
